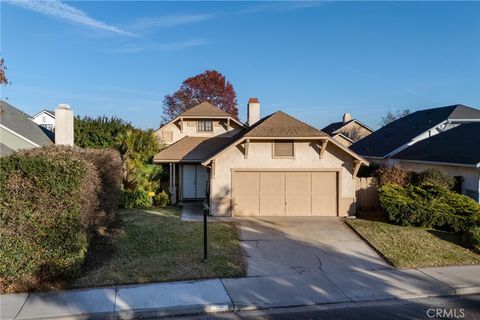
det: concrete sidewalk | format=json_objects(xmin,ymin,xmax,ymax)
[{"xmin": 1, "ymin": 265, "xmax": 479, "ymax": 319}]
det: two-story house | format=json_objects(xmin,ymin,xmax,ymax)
[{"xmin": 154, "ymin": 99, "xmax": 368, "ymax": 217}]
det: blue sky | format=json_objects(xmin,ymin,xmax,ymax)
[{"xmin": 1, "ymin": 1, "xmax": 479, "ymax": 130}]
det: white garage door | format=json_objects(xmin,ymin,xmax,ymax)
[{"xmin": 232, "ymin": 170, "xmax": 338, "ymax": 216}]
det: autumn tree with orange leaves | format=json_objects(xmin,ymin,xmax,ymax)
[
  {"xmin": 163, "ymin": 70, "xmax": 239, "ymax": 121},
  {"xmin": 0, "ymin": 58, "xmax": 8, "ymax": 86}
]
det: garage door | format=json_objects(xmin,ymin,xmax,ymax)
[{"xmin": 232, "ymin": 171, "xmax": 338, "ymax": 216}]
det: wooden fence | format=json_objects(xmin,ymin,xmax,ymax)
[{"xmin": 355, "ymin": 177, "xmax": 379, "ymax": 211}]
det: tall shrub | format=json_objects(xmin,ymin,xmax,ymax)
[
  {"xmin": 379, "ymin": 183, "xmax": 480, "ymax": 232},
  {"xmin": 18, "ymin": 145, "xmax": 123, "ymax": 229},
  {"xmin": 0, "ymin": 152, "xmax": 100, "ymax": 292}
]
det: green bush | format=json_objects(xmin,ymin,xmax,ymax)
[
  {"xmin": 379, "ymin": 183, "xmax": 480, "ymax": 232},
  {"xmin": 463, "ymin": 227, "xmax": 480, "ymax": 253},
  {"xmin": 415, "ymin": 169, "xmax": 455, "ymax": 190},
  {"xmin": 121, "ymin": 190, "xmax": 153, "ymax": 209},
  {"xmin": 154, "ymin": 191, "xmax": 170, "ymax": 207},
  {"xmin": 0, "ymin": 151, "xmax": 100, "ymax": 292}
]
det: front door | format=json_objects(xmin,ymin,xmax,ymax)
[{"xmin": 182, "ymin": 165, "xmax": 207, "ymax": 199}]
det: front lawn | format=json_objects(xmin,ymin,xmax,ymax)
[
  {"xmin": 72, "ymin": 207, "xmax": 245, "ymax": 288},
  {"xmin": 346, "ymin": 219, "xmax": 480, "ymax": 268}
]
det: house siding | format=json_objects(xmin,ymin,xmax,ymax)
[
  {"xmin": 0, "ymin": 126, "xmax": 38, "ymax": 152},
  {"xmin": 210, "ymin": 140, "xmax": 356, "ymax": 216}
]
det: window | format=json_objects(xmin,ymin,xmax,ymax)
[
  {"xmin": 197, "ymin": 120, "xmax": 213, "ymax": 132},
  {"xmin": 273, "ymin": 141, "xmax": 294, "ymax": 158}
]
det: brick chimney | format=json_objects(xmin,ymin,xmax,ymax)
[
  {"xmin": 247, "ymin": 98, "xmax": 260, "ymax": 126},
  {"xmin": 55, "ymin": 104, "xmax": 74, "ymax": 146},
  {"xmin": 343, "ymin": 113, "xmax": 352, "ymax": 124}
]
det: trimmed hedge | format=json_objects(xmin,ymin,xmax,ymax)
[
  {"xmin": 379, "ymin": 183, "xmax": 480, "ymax": 233},
  {"xmin": 0, "ymin": 146, "xmax": 122, "ymax": 292},
  {"xmin": 18, "ymin": 146, "xmax": 122, "ymax": 231},
  {"xmin": 0, "ymin": 152, "xmax": 99, "ymax": 292}
]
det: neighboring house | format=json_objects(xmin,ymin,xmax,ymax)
[
  {"xmin": 0, "ymin": 101, "xmax": 54, "ymax": 155},
  {"xmin": 322, "ymin": 113, "xmax": 373, "ymax": 147},
  {"xmin": 350, "ymin": 104, "xmax": 480, "ymax": 161},
  {"xmin": 32, "ymin": 109, "xmax": 56, "ymax": 131},
  {"xmin": 154, "ymin": 99, "xmax": 368, "ymax": 217},
  {"xmin": 350, "ymin": 104, "xmax": 480, "ymax": 203},
  {"xmin": 0, "ymin": 101, "xmax": 75, "ymax": 156},
  {"xmin": 391, "ymin": 123, "xmax": 480, "ymax": 202}
]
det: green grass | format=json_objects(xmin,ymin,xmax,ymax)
[
  {"xmin": 346, "ymin": 219, "xmax": 480, "ymax": 269},
  {"xmin": 72, "ymin": 207, "xmax": 245, "ymax": 288}
]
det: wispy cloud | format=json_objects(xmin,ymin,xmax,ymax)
[
  {"xmin": 240, "ymin": 1, "xmax": 326, "ymax": 14},
  {"xmin": 8, "ymin": 0, "xmax": 134, "ymax": 36},
  {"xmin": 130, "ymin": 14, "xmax": 214, "ymax": 33},
  {"xmin": 115, "ymin": 38, "xmax": 209, "ymax": 53}
]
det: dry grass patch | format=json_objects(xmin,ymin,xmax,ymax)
[
  {"xmin": 346, "ymin": 219, "xmax": 480, "ymax": 269},
  {"xmin": 72, "ymin": 207, "xmax": 244, "ymax": 288}
]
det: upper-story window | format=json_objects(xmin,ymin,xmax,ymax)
[{"xmin": 197, "ymin": 120, "xmax": 213, "ymax": 132}]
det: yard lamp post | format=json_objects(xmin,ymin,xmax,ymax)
[{"xmin": 203, "ymin": 207, "xmax": 208, "ymax": 261}]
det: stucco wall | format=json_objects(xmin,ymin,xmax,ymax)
[
  {"xmin": 338, "ymin": 121, "xmax": 372, "ymax": 140},
  {"xmin": 155, "ymin": 118, "xmax": 243, "ymax": 144},
  {"xmin": 210, "ymin": 140, "xmax": 357, "ymax": 216},
  {"xmin": 395, "ymin": 160, "xmax": 480, "ymax": 203}
]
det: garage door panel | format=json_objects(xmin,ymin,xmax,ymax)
[
  {"xmin": 312, "ymin": 194, "xmax": 337, "ymax": 216},
  {"xmin": 260, "ymin": 194, "xmax": 285, "ymax": 215},
  {"xmin": 233, "ymin": 172, "xmax": 259, "ymax": 194},
  {"xmin": 312, "ymin": 172, "xmax": 337, "ymax": 194},
  {"xmin": 286, "ymin": 172, "xmax": 311, "ymax": 194},
  {"xmin": 286, "ymin": 194, "xmax": 311, "ymax": 216},
  {"xmin": 232, "ymin": 170, "xmax": 338, "ymax": 217},
  {"xmin": 234, "ymin": 195, "xmax": 260, "ymax": 216},
  {"xmin": 260, "ymin": 172, "xmax": 285, "ymax": 193}
]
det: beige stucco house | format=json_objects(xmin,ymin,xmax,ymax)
[
  {"xmin": 154, "ymin": 99, "xmax": 368, "ymax": 217},
  {"xmin": 322, "ymin": 113, "xmax": 373, "ymax": 147}
]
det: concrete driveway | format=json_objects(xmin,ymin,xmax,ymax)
[{"xmin": 235, "ymin": 217, "xmax": 391, "ymax": 277}]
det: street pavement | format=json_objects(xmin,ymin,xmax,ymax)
[{"xmin": 170, "ymin": 294, "xmax": 480, "ymax": 320}]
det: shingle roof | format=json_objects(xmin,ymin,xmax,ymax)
[
  {"xmin": 322, "ymin": 120, "xmax": 352, "ymax": 135},
  {"xmin": 0, "ymin": 101, "xmax": 54, "ymax": 146},
  {"xmin": 350, "ymin": 104, "xmax": 480, "ymax": 158},
  {"xmin": 180, "ymin": 102, "xmax": 232, "ymax": 118},
  {"xmin": 244, "ymin": 111, "xmax": 327, "ymax": 138},
  {"xmin": 153, "ymin": 136, "xmax": 233, "ymax": 162},
  {"xmin": 393, "ymin": 123, "xmax": 480, "ymax": 166}
]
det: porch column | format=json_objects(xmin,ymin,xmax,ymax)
[{"xmin": 169, "ymin": 163, "xmax": 177, "ymax": 204}]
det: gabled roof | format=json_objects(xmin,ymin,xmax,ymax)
[
  {"xmin": 153, "ymin": 136, "xmax": 233, "ymax": 163},
  {"xmin": 322, "ymin": 119, "xmax": 373, "ymax": 136},
  {"xmin": 0, "ymin": 101, "xmax": 54, "ymax": 147},
  {"xmin": 180, "ymin": 102, "xmax": 232, "ymax": 118},
  {"xmin": 332, "ymin": 132, "xmax": 355, "ymax": 144},
  {"xmin": 393, "ymin": 122, "xmax": 480, "ymax": 167},
  {"xmin": 157, "ymin": 102, "xmax": 245, "ymax": 132},
  {"xmin": 33, "ymin": 109, "xmax": 55, "ymax": 118},
  {"xmin": 350, "ymin": 104, "xmax": 480, "ymax": 158},
  {"xmin": 244, "ymin": 111, "xmax": 327, "ymax": 138},
  {"xmin": 202, "ymin": 111, "xmax": 367, "ymax": 165}
]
